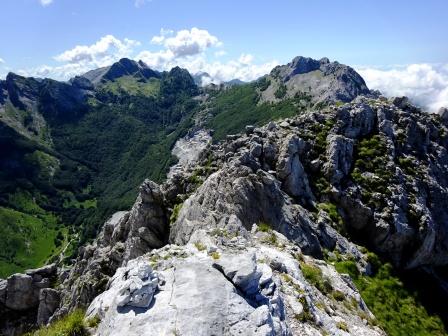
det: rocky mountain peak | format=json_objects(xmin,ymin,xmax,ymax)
[
  {"xmin": 261, "ymin": 56, "xmax": 371, "ymax": 105},
  {"xmin": 80, "ymin": 58, "xmax": 160, "ymax": 85}
]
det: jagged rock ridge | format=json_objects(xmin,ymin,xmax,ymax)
[
  {"xmin": 261, "ymin": 56, "xmax": 372, "ymax": 104},
  {"xmin": 40, "ymin": 95, "xmax": 448, "ymax": 335}
]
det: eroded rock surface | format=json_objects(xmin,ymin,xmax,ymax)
[{"xmin": 87, "ymin": 230, "xmax": 384, "ymax": 336}]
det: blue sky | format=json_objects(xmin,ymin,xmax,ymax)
[{"xmin": 1, "ymin": 0, "xmax": 447, "ymax": 110}]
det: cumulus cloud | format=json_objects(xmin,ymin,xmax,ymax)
[
  {"xmin": 18, "ymin": 28, "xmax": 278, "ymax": 84},
  {"xmin": 238, "ymin": 54, "xmax": 254, "ymax": 65},
  {"xmin": 18, "ymin": 63, "xmax": 91, "ymax": 80},
  {"xmin": 151, "ymin": 27, "xmax": 221, "ymax": 58},
  {"xmin": 55, "ymin": 35, "xmax": 140, "ymax": 65},
  {"xmin": 357, "ymin": 63, "xmax": 448, "ymax": 112},
  {"xmin": 135, "ymin": 28, "xmax": 278, "ymax": 84},
  {"xmin": 40, "ymin": 0, "xmax": 53, "ymax": 6},
  {"xmin": 138, "ymin": 52, "xmax": 278, "ymax": 84},
  {"xmin": 18, "ymin": 35, "xmax": 139, "ymax": 80},
  {"xmin": 0, "ymin": 57, "xmax": 4, "ymax": 64},
  {"xmin": 134, "ymin": 0, "xmax": 152, "ymax": 8},
  {"xmin": 214, "ymin": 50, "xmax": 227, "ymax": 57}
]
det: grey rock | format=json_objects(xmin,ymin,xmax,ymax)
[
  {"xmin": 338, "ymin": 103, "xmax": 376, "ymax": 138},
  {"xmin": 87, "ymin": 233, "xmax": 384, "ymax": 336},
  {"xmin": 168, "ymin": 129, "xmax": 211, "ymax": 179},
  {"xmin": 439, "ymin": 107, "xmax": 448, "ymax": 123},
  {"xmin": 324, "ymin": 135, "xmax": 354, "ymax": 184},
  {"xmin": 169, "ymin": 166, "xmax": 322, "ymax": 257},
  {"xmin": 246, "ymin": 125, "xmax": 256, "ymax": 135},
  {"xmin": 213, "ymin": 251, "xmax": 262, "ymax": 295},
  {"xmin": 276, "ymin": 135, "xmax": 314, "ymax": 203},
  {"xmin": 26, "ymin": 264, "xmax": 57, "ymax": 279},
  {"xmin": 5, "ymin": 274, "xmax": 39, "ymax": 311},
  {"xmin": 263, "ymin": 56, "xmax": 370, "ymax": 104},
  {"xmin": 37, "ymin": 289, "xmax": 60, "ymax": 326},
  {"xmin": 0, "ymin": 279, "xmax": 7, "ymax": 305},
  {"xmin": 55, "ymin": 179, "xmax": 169, "ymax": 315}
]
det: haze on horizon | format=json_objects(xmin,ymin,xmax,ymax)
[{"xmin": 1, "ymin": 0, "xmax": 447, "ymax": 111}]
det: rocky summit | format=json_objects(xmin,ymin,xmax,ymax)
[{"xmin": 1, "ymin": 56, "xmax": 448, "ymax": 336}]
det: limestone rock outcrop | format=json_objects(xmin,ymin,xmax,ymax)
[
  {"xmin": 86, "ymin": 230, "xmax": 384, "ymax": 336},
  {"xmin": 261, "ymin": 56, "xmax": 372, "ymax": 104}
]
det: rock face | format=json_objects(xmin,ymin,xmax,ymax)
[
  {"xmin": 87, "ymin": 230, "xmax": 384, "ymax": 336},
  {"xmin": 54, "ymin": 180, "xmax": 169, "ymax": 316},
  {"xmin": 37, "ymin": 289, "xmax": 60, "ymax": 326},
  {"xmin": 169, "ymin": 166, "xmax": 323, "ymax": 257},
  {"xmin": 168, "ymin": 129, "xmax": 212, "ymax": 178},
  {"xmin": 0, "ymin": 264, "xmax": 58, "ymax": 335},
  {"xmin": 166, "ymin": 97, "xmax": 448, "ymax": 270},
  {"xmin": 324, "ymin": 135, "xmax": 354, "ymax": 185},
  {"xmin": 0, "ymin": 71, "xmax": 91, "ymax": 146},
  {"xmin": 261, "ymin": 56, "xmax": 372, "ymax": 104}
]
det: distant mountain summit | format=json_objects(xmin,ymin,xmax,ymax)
[
  {"xmin": 260, "ymin": 56, "xmax": 371, "ymax": 104},
  {"xmin": 81, "ymin": 58, "xmax": 161, "ymax": 85}
]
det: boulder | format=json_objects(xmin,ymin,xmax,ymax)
[{"xmin": 5, "ymin": 274, "xmax": 39, "ymax": 311}]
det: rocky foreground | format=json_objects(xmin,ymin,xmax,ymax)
[{"xmin": 2, "ymin": 93, "xmax": 448, "ymax": 335}]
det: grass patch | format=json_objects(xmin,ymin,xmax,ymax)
[
  {"xmin": 331, "ymin": 290, "xmax": 346, "ymax": 302},
  {"xmin": 336, "ymin": 321, "xmax": 349, "ymax": 332},
  {"xmin": 257, "ymin": 222, "xmax": 272, "ymax": 232},
  {"xmin": 334, "ymin": 258, "xmax": 447, "ymax": 336},
  {"xmin": 100, "ymin": 76, "xmax": 160, "ymax": 97},
  {"xmin": 206, "ymin": 83, "xmax": 310, "ymax": 140},
  {"xmin": 194, "ymin": 242, "xmax": 206, "ymax": 251},
  {"xmin": 296, "ymin": 296, "xmax": 313, "ymax": 322},
  {"xmin": 317, "ymin": 202, "xmax": 345, "ymax": 233},
  {"xmin": 210, "ymin": 251, "xmax": 220, "ymax": 260},
  {"xmin": 169, "ymin": 203, "xmax": 183, "ymax": 225},
  {"xmin": 86, "ymin": 315, "xmax": 101, "ymax": 328},
  {"xmin": 26, "ymin": 309, "xmax": 88, "ymax": 336},
  {"xmin": 0, "ymin": 206, "xmax": 64, "ymax": 278},
  {"xmin": 351, "ymin": 134, "xmax": 393, "ymax": 209},
  {"xmin": 262, "ymin": 232, "xmax": 278, "ymax": 246},
  {"xmin": 300, "ymin": 262, "xmax": 332, "ymax": 294}
]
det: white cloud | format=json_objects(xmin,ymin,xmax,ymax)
[
  {"xmin": 151, "ymin": 27, "xmax": 221, "ymax": 58},
  {"xmin": 18, "ymin": 63, "xmax": 90, "ymax": 80},
  {"xmin": 214, "ymin": 50, "xmax": 227, "ymax": 57},
  {"xmin": 40, "ymin": 0, "xmax": 53, "ymax": 6},
  {"xmin": 18, "ymin": 28, "xmax": 278, "ymax": 84},
  {"xmin": 137, "ymin": 28, "xmax": 276, "ymax": 84},
  {"xmin": 55, "ymin": 35, "xmax": 140, "ymax": 66},
  {"xmin": 357, "ymin": 63, "xmax": 448, "ymax": 112},
  {"xmin": 135, "ymin": 0, "xmax": 151, "ymax": 8},
  {"xmin": 0, "ymin": 57, "xmax": 4, "ymax": 64},
  {"xmin": 137, "ymin": 51, "xmax": 278, "ymax": 84},
  {"xmin": 238, "ymin": 54, "xmax": 254, "ymax": 65},
  {"xmin": 19, "ymin": 35, "xmax": 139, "ymax": 80}
]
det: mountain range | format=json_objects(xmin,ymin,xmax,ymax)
[{"xmin": 1, "ymin": 56, "xmax": 447, "ymax": 336}]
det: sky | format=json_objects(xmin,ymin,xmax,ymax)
[{"xmin": 0, "ymin": 0, "xmax": 447, "ymax": 111}]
